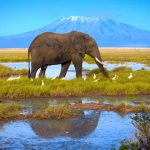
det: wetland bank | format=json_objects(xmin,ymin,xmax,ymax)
[{"xmin": 0, "ymin": 48, "xmax": 150, "ymax": 149}]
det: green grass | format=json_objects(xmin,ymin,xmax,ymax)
[
  {"xmin": 0, "ymin": 102, "xmax": 22, "ymax": 119},
  {"xmin": 114, "ymin": 102, "xmax": 149, "ymax": 113},
  {"xmin": 33, "ymin": 104, "xmax": 79, "ymax": 119},
  {"xmin": 0, "ymin": 64, "xmax": 27, "ymax": 77},
  {"xmin": 0, "ymin": 67, "xmax": 150, "ymax": 99},
  {"xmin": 0, "ymin": 103, "xmax": 80, "ymax": 120},
  {"xmin": 0, "ymin": 101, "xmax": 149, "ymax": 120},
  {"xmin": 71, "ymin": 103, "xmax": 150, "ymax": 113}
]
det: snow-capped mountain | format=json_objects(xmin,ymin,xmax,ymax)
[{"xmin": 1, "ymin": 16, "xmax": 150, "ymax": 47}]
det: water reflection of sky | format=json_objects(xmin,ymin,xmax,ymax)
[
  {"xmin": 0, "ymin": 111, "xmax": 134, "ymax": 150},
  {"xmin": 1, "ymin": 61, "xmax": 150, "ymax": 79}
]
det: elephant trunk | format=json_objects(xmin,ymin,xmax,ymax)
[
  {"xmin": 95, "ymin": 58, "xmax": 109, "ymax": 77},
  {"xmin": 88, "ymin": 50, "xmax": 109, "ymax": 78}
]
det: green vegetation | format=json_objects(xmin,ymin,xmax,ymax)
[
  {"xmin": 119, "ymin": 112, "xmax": 150, "ymax": 150},
  {"xmin": 0, "ymin": 102, "xmax": 22, "ymax": 120},
  {"xmin": 0, "ymin": 103, "xmax": 80, "ymax": 120},
  {"xmin": 0, "ymin": 64, "xmax": 27, "ymax": 77},
  {"xmin": 34, "ymin": 104, "xmax": 79, "ymax": 119},
  {"xmin": 0, "ymin": 67, "xmax": 150, "ymax": 98},
  {"xmin": 0, "ymin": 102, "xmax": 149, "ymax": 120},
  {"xmin": 114, "ymin": 102, "xmax": 150, "ymax": 113}
]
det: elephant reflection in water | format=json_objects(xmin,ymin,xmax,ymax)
[{"xmin": 30, "ymin": 110, "xmax": 100, "ymax": 139}]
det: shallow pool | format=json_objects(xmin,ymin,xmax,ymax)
[
  {"xmin": 1, "ymin": 61, "xmax": 150, "ymax": 79},
  {"xmin": 0, "ymin": 110, "xmax": 134, "ymax": 150},
  {"xmin": 1, "ymin": 96, "xmax": 150, "ymax": 149}
]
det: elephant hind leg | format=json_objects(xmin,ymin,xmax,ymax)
[
  {"xmin": 59, "ymin": 61, "xmax": 71, "ymax": 78},
  {"xmin": 39, "ymin": 66, "xmax": 47, "ymax": 78},
  {"xmin": 30, "ymin": 63, "xmax": 41, "ymax": 78}
]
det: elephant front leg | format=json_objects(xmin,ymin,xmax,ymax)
[
  {"xmin": 39, "ymin": 66, "xmax": 47, "ymax": 78},
  {"xmin": 72, "ymin": 54, "xmax": 83, "ymax": 78},
  {"xmin": 59, "ymin": 61, "xmax": 71, "ymax": 78}
]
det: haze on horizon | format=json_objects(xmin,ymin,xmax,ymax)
[{"xmin": 0, "ymin": 0, "xmax": 150, "ymax": 36}]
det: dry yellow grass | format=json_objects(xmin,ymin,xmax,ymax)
[
  {"xmin": 0, "ymin": 48, "xmax": 28, "ymax": 62},
  {"xmin": 87, "ymin": 48, "xmax": 150, "ymax": 65},
  {"xmin": 0, "ymin": 48, "xmax": 150, "ymax": 64}
]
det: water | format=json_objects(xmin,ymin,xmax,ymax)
[
  {"xmin": 0, "ymin": 111, "xmax": 134, "ymax": 150},
  {"xmin": 1, "ymin": 61, "xmax": 150, "ymax": 149},
  {"xmin": 12, "ymin": 95, "xmax": 150, "ymax": 113},
  {"xmin": 1, "ymin": 96, "xmax": 150, "ymax": 149},
  {"xmin": 1, "ymin": 61, "xmax": 150, "ymax": 79}
]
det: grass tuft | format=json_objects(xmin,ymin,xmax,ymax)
[
  {"xmin": 33, "ymin": 103, "xmax": 79, "ymax": 119},
  {"xmin": 0, "ymin": 102, "xmax": 22, "ymax": 119},
  {"xmin": 0, "ymin": 64, "xmax": 27, "ymax": 77}
]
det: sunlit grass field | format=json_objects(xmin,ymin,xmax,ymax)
[
  {"xmin": 85, "ymin": 48, "xmax": 150, "ymax": 65},
  {"xmin": 0, "ymin": 48, "xmax": 150, "ymax": 99},
  {"xmin": 0, "ymin": 48, "xmax": 28, "ymax": 62},
  {"xmin": 0, "ymin": 48, "xmax": 150, "ymax": 65},
  {"xmin": 0, "ymin": 67, "xmax": 150, "ymax": 99}
]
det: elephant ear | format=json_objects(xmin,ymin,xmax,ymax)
[{"xmin": 71, "ymin": 33, "xmax": 85, "ymax": 58}]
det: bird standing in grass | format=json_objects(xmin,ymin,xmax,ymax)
[
  {"xmin": 52, "ymin": 77, "xmax": 56, "ymax": 80},
  {"xmin": 60, "ymin": 77, "xmax": 65, "ymax": 80},
  {"xmin": 83, "ymin": 75, "xmax": 86, "ymax": 81},
  {"xmin": 93, "ymin": 74, "xmax": 96, "ymax": 80},
  {"xmin": 7, "ymin": 76, "xmax": 21, "ymax": 81},
  {"xmin": 41, "ymin": 80, "xmax": 44, "ymax": 86},
  {"xmin": 128, "ymin": 73, "xmax": 133, "ymax": 79},
  {"xmin": 112, "ymin": 75, "xmax": 118, "ymax": 81},
  {"xmin": 93, "ymin": 79, "xmax": 99, "ymax": 82}
]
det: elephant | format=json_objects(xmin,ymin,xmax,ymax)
[
  {"xmin": 28, "ymin": 31, "xmax": 108, "ymax": 78},
  {"xmin": 30, "ymin": 110, "xmax": 100, "ymax": 139}
]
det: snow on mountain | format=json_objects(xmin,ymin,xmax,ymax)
[{"xmin": 0, "ymin": 16, "xmax": 150, "ymax": 47}]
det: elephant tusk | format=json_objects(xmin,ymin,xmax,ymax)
[{"xmin": 95, "ymin": 57, "xmax": 106, "ymax": 66}]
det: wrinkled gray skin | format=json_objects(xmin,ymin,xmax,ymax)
[{"xmin": 28, "ymin": 31, "xmax": 108, "ymax": 78}]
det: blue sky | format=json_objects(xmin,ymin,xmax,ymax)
[{"xmin": 0, "ymin": 0, "xmax": 150, "ymax": 36}]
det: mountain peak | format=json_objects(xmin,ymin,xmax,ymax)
[
  {"xmin": 1, "ymin": 16, "xmax": 150, "ymax": 47},
  {"xmin": 60, "ymin": 16, "xmax": 109, "ymax": 23}
]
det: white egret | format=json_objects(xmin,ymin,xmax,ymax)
[
  {"xmin": 7, "ymin": 76, "xmax": 21, "ymax": 81},
  {"xmin": 93, "ymin": 79, "xmax": 99, "ymax": 82},
  {"xmin": 93, "ymin": 74, "xmax": 96, "ymax": 80},
  {"xmin": 41, "ymin": 80, "xmax": 44, "ymax": 86},
  {"xmin": 51, "ymin": 77, "xmax": 57, "ymax": 80},
  {"xmin": 83, "ymin": 75, "xmax": 86, "ymax": 81},
  {"xmin": 60, "ymin": 77, "xmax": 65, "ymax": 80},
  {"xmin": 128, "ymin": 73, "xmax": 133, "ymax": 79},
  {"xmin": 112, "ymin": 75, "xmax": 118, "ymax": 81}
]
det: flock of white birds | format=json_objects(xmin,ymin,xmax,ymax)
[{"xmin": 6, "ymin": 73, "xmax": 133, "ymax": 86}]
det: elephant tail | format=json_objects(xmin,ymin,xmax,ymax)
[{"xmin": 28, "ymin": 50, "xmax": 31, "ymax": 78}]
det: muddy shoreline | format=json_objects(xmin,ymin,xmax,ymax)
[
  {"xmin": 1, "ymin": 93, "xmax": 150, "ymax": 101},
  {"xmin": 0, "ymin": 103, "xmax": 149, "ymax": 121}
]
